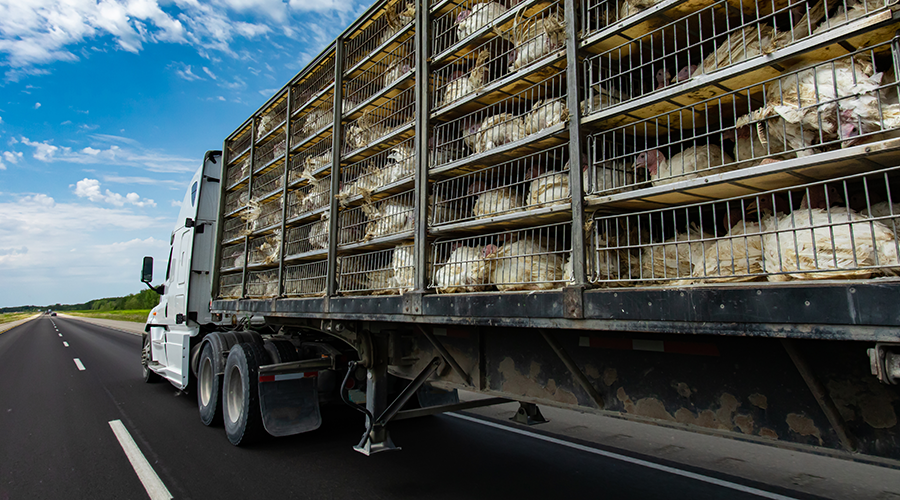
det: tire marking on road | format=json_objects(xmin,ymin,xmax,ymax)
[
  {"xmin": 108, "ymin": 420, "xmax": 173, "ymax": 500},
  {"xmin": 447, "ymin": 413, "xmax": 798, "ymax": 500},
  {"xmin": 73, "ymin": 358, "xmax": 85, "ymax": 371},
  {"xmin": 63, "ymin": 342, "xmax": 69, "ymax": 347}
]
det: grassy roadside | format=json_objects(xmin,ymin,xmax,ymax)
[
  {"xmin": 0, "ymin": 312, "xmax": 36, "ymax": 325},
  {"xmin": 65, "ymin": 310, "xmax": 152, "ymax": 323}
]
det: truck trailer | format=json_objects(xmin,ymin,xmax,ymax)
[{"xmin": 142, "ymin": 0, "xmax": 900, "ymax": 459}]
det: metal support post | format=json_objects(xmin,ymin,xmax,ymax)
[
  {"xmin": 414, "ymin": 0, "xmax": 431, "ymax": 292},
  {"xmin": 241, "ymin": 117, "xmax": 258, "ymax": 299},
  {"xmin": 511, "ymin": 402, "xmax": 548, "ymax": 425},
  {"xmin": 564, "ymin": 0, "xmax": 587, "ymax": 286},
  {"xmin": 327, "ymin": 39, "xmax": 346, "ymax": 298},
  {"xmin": 377, "ymin": 357, "xmax": 442, "ymax": 425},
  {"xmin": 355, "ymin": 335, "xmax": 399, "ymax": 455},
  {"xmin": 277, "ymin": 87, "xmax": 293, "ymax": 297}
]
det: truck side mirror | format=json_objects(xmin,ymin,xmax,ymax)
[{"xmin": 141, "ymin": 256, "xmax": 154, "ymax": 283}]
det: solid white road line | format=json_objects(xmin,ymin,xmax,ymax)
[
  {"xmin": 108, "ymin": 420, "xmax": 173, "ymax": 500},
  {"xmin": 73, "ymin": 358, "xmax": 85, "ymax": 371},
  {"xmin": 447, "ymin": 413, "xmax": 798, "ymax": 500},
  {"xmin": 63, "ymin": 342, "xmax": 69, "ymax": 347}
]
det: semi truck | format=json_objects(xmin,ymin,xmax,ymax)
[{"xmin": 142, "ymin": 0, "xmax": 900, "ymax": 459}]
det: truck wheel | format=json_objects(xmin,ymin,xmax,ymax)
[
  {"xmin": 223, "ymin": 342, "xmax": 266, "ymax": 446},
  {"xmin": 264, "ymin": 339, "xmax": 299, "ymax": 363},
  {"xmin": 198, "ymin": 342, "xmax": 222, "ymax": 426},
  {"xmin": 142, "ymin": 334, "xmax": 161, "ymax": 383}
]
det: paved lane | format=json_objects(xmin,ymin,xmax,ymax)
[{"xmin": 1, "ymin": 316, "xmax": 809, "ymax": 500}]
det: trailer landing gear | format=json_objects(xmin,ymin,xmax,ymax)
[{"xmin": 511, "ymin": 402, "xmax": 548, "ymax": 426}]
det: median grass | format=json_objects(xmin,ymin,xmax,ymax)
[
  {"xmin": 66, "ymin": 310, "xmax": 152, "ymax": 323},
  {"xmin": 0, "ymin": 312, "xmax": 36, "ymax": 325}
]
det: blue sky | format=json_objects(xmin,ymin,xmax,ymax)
[{"xmin": 0, "ymin": 0, "xmax": 372, "ymax": 308}]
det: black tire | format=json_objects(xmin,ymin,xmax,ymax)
[
  {"xmin": 197, "ymin": 342, "xmax": 222, "ymax": 426},
  {"xmin": 223, "ymin": 343, "xmax": 266, "ymax": 446},
  {"xmin": 142, "ymin": 334, "xmax": 161, "ymax": 383},
  {"xmin": 264, "ymin": 339, "xmax": 299, "ymax": 364}
]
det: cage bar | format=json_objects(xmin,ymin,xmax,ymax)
[
  {"xmin": 219, "ymin": 242, "xmax": 246, "ymax": 271},
  {"xmin": 343, "ymin": 86, "xmax": 416, "ymax": 156},
  {"xmin": 432, "ymin": 0, "xmax": 510, "ymax": 57},
  {"xmin": 338, "ymin": 137, "xmax": 415, "ymax": 204},
  {"xmin": 337, "ymin": 244, "xmax": 416, "ymax": 295},
  {"xmin": 246, "ymin": 269, "xmax": 280, "ymax": 298},
  {"xmin": 248, "ymin": 231, "xmax": 283, "ymax": 267},
  {"xmin": 430, "ymin": 222, "xmax": 572, "ymax": 292},
  {"xmin": 339, "ymin": 189, "xmax": 416, "ymax": 246},
  {"xmin": 591, "ymin": 165, "xmax": 900, "ymax": 285},
  {"xmin": 292, "ymin": 53, "xmax": 336, "ymax": 112},
  {"xmin": 218, "ymin": 272, "xmax": 243, "ymax": 299},
  {"xmin": 287, "ymin": 175, "xmax": 332, "ymax": 221},
  {"xmin": 285, "ymin": 217, "xmax": 331, "ymax": 257},
  {"xmin": 586, "ymin": 40, "xmax": 900, "ymax": 192},
  {"xmin": 292, "ymin": 94, "xmax": 334, "ymax": 147},
  {"xmin": 345, "ymin": 0, "xmax": 416, "ymax": 71},
  {"xmin": 251, "ymin": 162, "xmax": 285, "ymax": 200},
  {"xmin": 283, "ymin": 260, "xmax": 328, "ymax": 296},
  {"xmin": 431, "ymin": 144, "xmax": 571, "ymax": 225},
  {"xmin": 289, "ymin": 135, "xmax": 333, "ymax": 184},
  {"xmin": 432, "ymin": 69, "xmax": 568, "ymax": 170},
  {"xmin": 345, "ymin": 35, "xmax": 416, "ymax": 111},
  {"xmin": 257, "ymin": 96, "xmax": 289, "ymax": 141}
]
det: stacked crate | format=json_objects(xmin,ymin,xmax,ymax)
[
  {"xmin": 336, "ymin": 0, "xmax": 419, "ymax": 296},
  {"xmin": 217, "ymin": 0, "xmax": 900, "ymax": 301}
]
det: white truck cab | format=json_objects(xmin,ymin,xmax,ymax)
[{"xmin": 141, "ymin": 151, "xmax": 221, "ymax": 389}]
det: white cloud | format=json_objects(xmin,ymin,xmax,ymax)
[
  {"xmin": 3, "ymin": 151, "xmax": 23, "ymax": 164},
  {"xmin": 174, "ymin": 63, "xmax": 202, "ymax": 81},
  {"xmin": 34, "ymin": 102, "xmax": 41, "ymax": 109},
  {"xmin": 202, "ymin": 66, "xmax": 217, "ymax": 80},
  {"xmin": 171, "ymin": 199, "xmax": 182, "ymax": 207},
  {"xmin": 19, "ymin": 135, "xmax": 196, "ymax": 173},
  {"xmin": 74, "ymin": 178, "xmax": 157, "ymax": 207},
  {"xmin": 60, "ymin": 120, "xmax": 72, "ymax": 125}
]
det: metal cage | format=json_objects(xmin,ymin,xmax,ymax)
[
  {"xmin": 343, "ymin": 86, "xmax": 416, "ymax": 156},
  {"xmin": 337, "ymin": 244, "xmax": 416, "ymax": 295},
  {"xmin": 285, "ymin": 217, "xmax": 331, "ymax": 257},
  {"xmin": 289, "ymin": 137, "xmax": 333, "ymax": 184},
  {"xmin": 339, "ymin": 189, "xmax": 416, "ymax": 246},
  {"xmin": 283, "ymin": 260, "xmax": 329, "ymax": 296},
  {"xmin": 339, "ymin": 137, "xmax": 415, "ymax": 205},
  {"xmin": 287, "ymin": 175, "xmax": 331, "ymax": 221}
]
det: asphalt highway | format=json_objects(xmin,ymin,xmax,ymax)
[{"xmin": 0, "ymin": 316, "xmax": 820, "ymax": 499}]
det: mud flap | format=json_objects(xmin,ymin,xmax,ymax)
[{"xmin": 258, "ymin": 375, "xmax": 321, "ymax": 437}]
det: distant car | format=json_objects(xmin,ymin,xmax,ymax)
[{"xmin": 50, "ymin": 312, "xmax": 57, "ymax": 316}]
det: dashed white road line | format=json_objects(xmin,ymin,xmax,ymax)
[
  {"xmin": 447, "ymin": 413, "xmax": 799, "ymax": 500},
  {"xmin": 73, "ymin": 358, "xmax": 85, "ymax": 371},
  {"xmin": 58, "ymin": 333, "xmax": 62, "ymax": 337},
  {"xmin": 108, "ymin": 420, "xmax": 173, "ymax": 500},
  {"xmin": 63, "ymin": 342, "xmax": 69, "ymax": 347}
]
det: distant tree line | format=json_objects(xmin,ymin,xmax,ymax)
[{"xmin": 0, "ymin": 289, "xmax": 160, "ymax": 314}]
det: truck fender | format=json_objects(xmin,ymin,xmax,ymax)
[{"xmin": 194, "ymin": 331, "xmax": 263, "ymax": 377}]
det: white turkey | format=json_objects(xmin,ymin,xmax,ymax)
[
  {"xmin": 390, "ymin": 245, "xmax": 416, "ymax": 293},
  {"xmin": 345, "ymin": 110, "xmax": 380, "ymax": 151},
  {"xmin": 691, "ymin": 25, "xmax": 777, "ymax": 79},
  {"xmin": 506, "ymin": 13, "xmax": 565, "ymax": 71},
  {"xmin": 472, "ymin": 113, "xmax": 526, "ymax": 153},
  {"xmin": 833, "ymin": 72, "xmax": 900, "ymax": 145},
  {"xmin": 580, "ymin": 85, "xmax": 629, "ymax": 115},
  {"xmin": 434, "ymin": 244, "xmax": 490, "ymax": 292},
  {"xmin": 383, "ymin": 57, "xmax": 413, "ymax": 89},
  {"xmin": 633, "ymin": 144, "xmax": 735, "ymax": 186},
  {"xmin": 294, "ymin": 152, "xmax": 331, "ymax": 183},
  {"xmin": 483, "ymin": 235, "xmax": 567, "ymax": 291},
  {"xmin": 363, "ymin": 200, "xmax": 415, "ymax": 241},
  {"xmin": 378, "ymin": 2, "xmax": 416, "ymax": 46},
  {"xmin": 249, "ymin": 230, "xmax": 283, "ymax": 266},
  {"xmin": 730, "ymin": 113, "xmax": 790, "ymax": 167},
  {"xmin": 380, "ymin": 144, "xmax": 416, "ymax": 185},
  {"xmin": 526, "ymin": 167, "xmax": 571, "ymax": 208},
  {"xmin": 442, "ymin": 50, "xmax": 490, "ymax": 107},
  {"xmin": 307, "ymin": 213, "xmax": 330, "ymax": 251},
  {"xmin": 763, "ymin": 202, "xmax": 899, "ymax": 281},
  {"xmin": 758, "ymin": 54, "xmax": 877, "ymax": 152},
  {"xmin": 523, "ymin": 98, "xmax": 569, "ymax": 135},
  {"xmin": 257, "ymin": 114, "xmax": 276, "ymax": 138},
  {"xmin": 814, "ymin": 0, "xmax": 886, "ymax": 34},
  {"xmin": 691, "ymin": 218, "xmax": 767, "ymax": 282},
  {"xmin": 302, "ymin": 108, "xmax": 330, "ymax": 137},
  {"xmin": 456, "ymin": 2, "xmax": 507, "ymax": 41},
  {"xmin": 469, "ymin": 178, "xmax": 526, "ymax": 218},
  {"xmin": 251, "ymin": 271, "xmax": 279, "ymax": 298},
  {"xmin": 299, "ymin": 178, "xmax": 330, "ymax": 213},
  {"xmin": 655, "ymin": 68, "xmax": 672, "ymax": 90},
  {"xmin": 642, "ymin": 224, "xmax": 712, "ymax": 282},
  {"xmin": 430, "ymin": 192, "xmax": 464, "ymax": 225}
]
